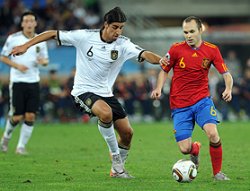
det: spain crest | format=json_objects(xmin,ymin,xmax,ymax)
[
  {"xmin": 111, "ymin": 50, "xmax": 118, "ymax": 60},
  {"xmin": 202, "ymin": 58, "xmax": 211, "ymax": 69}
]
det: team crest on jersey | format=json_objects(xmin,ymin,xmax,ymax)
[
  {"xmin": 85, "ymin": 98, "xmax": 92, "ymax": 106},
  {"xmin": 36, "ymin": 46, "xmax": 40, "ymax": 53},
  {"xmin": 202, "ymin": 58, "xmax": 211, "ymax": 69},
  {"xmin": 111, "ymin": 50, "xmax": 118, "ymax": 60}
]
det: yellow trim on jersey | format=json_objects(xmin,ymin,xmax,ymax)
[
  {"xmin": 172, "ymin": 41, "xmax": 185, "ymax": 47},
  {"xmin": 204, "ymin": 41, "xmax": 217, "ymax": 49},
  {"xmin": 222, "ymin": 63, "xmax": 228, "ymax": 71}
]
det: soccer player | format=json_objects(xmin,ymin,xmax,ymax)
[
  {"xmin": 9, "ymin": 7, "xmax": 166, "ymax": 178},
  {"xmin": 151, "ymin": 16, "xmax": 233, "ymax": 181},
  {"xmin": 0, "ymin": 11, "xmax": 49, "ymax": 155}
]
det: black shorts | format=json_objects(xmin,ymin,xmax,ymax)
[
  {"xmin": 72, "ymin": 92, "xmax": 127, "ymax": 121},
  {"xmin": 9, "ymin": 82, "xmax": 40, "ymax": 115}
]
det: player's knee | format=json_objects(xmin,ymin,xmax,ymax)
[
  {"xmin": 12, "ymin": 115, "xmax": 23, "ymax": 123},
  {"xmin": 208, "ymin": 133, "xmax": 220, "ymax": 143},
  {"xmin": 25, "ymin": 113, "xmax": 36, "ymax": 122},
  {"xmin": 179, "ymin": 145, "xmax": 191, "ymax": 154},
  {"xmin": 206, "ymin": 129, "xmax": 219, "ymax": 142},
  {"xmin": 204, "ymin": 123, "xmax": 219, "ymax": 142},
  {"xmin": 99, "ymin": 107, "xmax": 112, "ymax": 123}
]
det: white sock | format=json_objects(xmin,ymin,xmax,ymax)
[
  {"xmin": 119, "ymin": 147, "xmax": 129, "ymax": 164},
  {"xmin": 3, "ymin": 119, "xmax": 17, "ymax": 139},
  {"xmin": 17, "ymin": 123, "xmax": 34, "ymax": 149},
  {"xmin": 98, "ymin": 122, "xmax": 119, "ymax": 155}
]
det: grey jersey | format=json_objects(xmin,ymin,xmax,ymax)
[{"xmin": 58, "ymin": 29, "xmax": 144, "ymax": 97}]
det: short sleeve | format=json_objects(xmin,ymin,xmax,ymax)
[
  {"xmin": 122, "ymin": 38, "xmax": 145, "ymax": 61},
  {"xmin": 161, "ymin": 45, "xmax": 176, "ymax": 73},
  {"xmin": 58, "ymin": 30, "xmax": 86, "ymax": 47},
  {"xmin": 212, "ymin": 47, "xmax": 228, "ymax": 74}
]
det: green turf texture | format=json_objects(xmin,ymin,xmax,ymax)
[{"xmin": 0, "ymin": 121, "xmax": 249, "ymax": 191}]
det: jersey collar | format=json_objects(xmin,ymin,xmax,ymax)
[
  {"xmin": 22, "ymin": 31, "xmax": 35, "ymax": 39},
  {"xmin": 100, "ymin": 29, "xmax": 114, "ymax": 44},
  {"xmin": 186, "ymin": 41, "xmax": 204, "ymax": 50}
]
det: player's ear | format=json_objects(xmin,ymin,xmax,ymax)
[{"xmin": 199, "ymin": 28, "xmax": 203, "ymax": 34}]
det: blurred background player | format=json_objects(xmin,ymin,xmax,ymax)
[
  {"xmin": 151, "ymin": 16, "xmax": 233, "ymax": 180},
  {"xmin": 9, "ymin": 7, "xmax": 167, "ymax": 178},
  {"xmin": 0, "ymin": 11, "xmax": 49, "ymax": 155}
]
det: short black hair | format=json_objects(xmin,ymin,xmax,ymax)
[
  {"xmin": 183, "ymin": 16, "xmax": 202, "ymax": 30},
  {"xmin": 19, "ymin": 11, "xmax": 37, "ymax": 29},
  {"xmin": 20, "ymin": 11, "xmax": 37, "ymax": 23},
  {"xmin": 104, "ymin": 7, "xmax": 127, "ymax": 24}
]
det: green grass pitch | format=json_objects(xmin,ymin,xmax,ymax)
[{"xmin": 0, "ymin": 121, "xmax": 250, "ymax": 191}]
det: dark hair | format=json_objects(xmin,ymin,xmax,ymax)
[
  {"xmin": 19, "ymin": 11, "xmax": 37, "ymax": 29},
  {"xmin": 104, "ymin": 7, "xmax": 127, "ymax": 24},
  {"xmin": 183, "ymin": 16, "xmax": 202, "ymax": 30},
  {"xmin": 20, "ymin": 11, "xmax": 37, "ymax": 23}
]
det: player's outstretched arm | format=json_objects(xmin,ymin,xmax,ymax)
[
  {"xmin": 141, "ymin": 51, "xmax": 169, "ymax": 65},
  {"xmin": 222, "ymin": 72, "xmax": 233, "ymax": 102},
  {"xmin": 10, "ymin": 30, "xmax": 57, "ymax": 56},
  {"xmin": 151, "ymin": 70, "xmax": 168, "ymax": 99}
]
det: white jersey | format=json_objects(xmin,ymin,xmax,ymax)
[
  {"xmin": 1, "ymin": 31, "xmax": 49, "ymax": 83},
  {"xmin": 58, "ymin": 29, "xmax": 144, "ymax": 97}
]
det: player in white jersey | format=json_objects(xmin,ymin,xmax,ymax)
[
  {"xmin": 0, "ymin": 11, "xmax": 49, "ymax": 155},
  {"xmin": 10, "ymin": 7, "xmax": 167, "ymax": 178}
]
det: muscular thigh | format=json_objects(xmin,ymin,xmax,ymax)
[
  {"xmin": 72, "ymin": 92, "xmax": 101, "ymax": 116},
  {"xmin": 102, "ymin": 96, "xmax": 127, "ymax": 121}
]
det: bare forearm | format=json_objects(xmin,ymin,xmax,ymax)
[
  {"xmin": 0, "ymin": 56, "xmax": 28, "ymax": 72},
  {"xmin": 223, "ymin": 72, "xmax": 233, "ymax": 91},
  {"xmin": 26, "ymin": 30, "xmax": 57, "ymax": 49},
  {"xmin": 221, "ymin": 72, "xmax": 233, "ymax": 102},
  {"xmin": 141, "ymin": 51, "xmax": 161, "ymax": 64},
  {"xmin": 156, "ymin": 70, "xmax": 168, "ymax": 89},
  {"xmin": 10, "ymin": 30, "xmax": 57, "ymax": 56},
  {"xmin": 151, "ymin": 70, "xmax": 168, "ymax": 99},
  {"xmin": 0, "ymin": 56, "xmax": 18, "ymax": 69}
]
